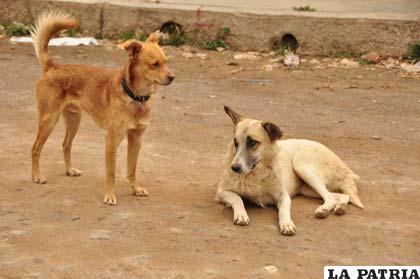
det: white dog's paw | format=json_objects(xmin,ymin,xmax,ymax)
[
  {"xmin": 132, "ymin": 187, "xmax": 149, "ymax": 197},
  {"xmin": 279, "ymin": 220, "xmax": 296, "ymax": 236},
  {"xmin": 233, "ymin": 211, "xmax": 250, "ymax": 226},
  {"xmin": 315, "ymin": 199, "xmax": 336, "ymax": 219},
  {"xmin": 66, "ymin": 167, "xmax": 82, "ymax": 177}
]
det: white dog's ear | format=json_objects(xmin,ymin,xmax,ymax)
[
  {"xmin": 118, "ymin": 39, "xmax": 142, "ymax": 59},
  {"xmin": 262, "ymin": 122, "xmax": 283, "ymax": 142},
  {"xmin": 224, "ymin": 105, "xmax": 244, "ymax": 125},
  {"xmin": 146, "ymin": 30, "xmax": 161, "ymax": 43}
]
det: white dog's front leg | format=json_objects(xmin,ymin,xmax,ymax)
[
  {"xmin": 277, "ymin": 194, "xmax": 296, "ymax": 236},
  {"xmin": 216, "ymin": 190, "xmax": 250, "ymax": 226}
]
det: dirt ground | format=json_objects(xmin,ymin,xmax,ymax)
[{"xmin": 0, "ymin": 39, "xmax": 419, "ymax": 279}]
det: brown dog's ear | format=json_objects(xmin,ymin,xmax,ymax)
[
  {"xmin": 224, "ymin": 105, "xmax": 244, "ymax": 125},
  {"xmin": 146, "ymin": 30, "xmax": 161, "ymax": 43},
  {"xmin": 262, "ymin": 122, "xmax": 283, "ymax": 142},
  {"xmin": 118, "ymin": 39, "xmax": 142, "ymax": 59}
]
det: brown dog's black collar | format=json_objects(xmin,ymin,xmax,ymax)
[{"xmin": 121, "ymin": 78, "xmax": 150, "ymax": 103}]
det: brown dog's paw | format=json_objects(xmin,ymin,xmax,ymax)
[
  {"xmin": 103, "ymin": 193, "xmax": 117, "ymax": 205},
  {"xmin": 133, "ymin": 187, "xmax": 149, "ymax": 197},
  {"xmin": 66, "ymin": 168, "xmax": 82, "ymax": 177},
  {"xmin": 32, "ymin": 175, "xmax": 47, "ymax": 184}
]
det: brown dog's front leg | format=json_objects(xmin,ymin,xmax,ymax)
[
  {"xmin": 103, "ymin": 131, "xmax": 124, "ymax": 205},
  {"xmin": 127, "ymin": 128, "xmax": 149, "ymax": 197}
]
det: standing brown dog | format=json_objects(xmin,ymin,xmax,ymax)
[{"xmin": 30, "ymin": 12, "xmax": 175, "ymax": 205}]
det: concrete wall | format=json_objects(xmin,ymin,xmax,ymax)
[{"xmin": 1, "ymin": 0, "xmax": 419, "ymax": 56}]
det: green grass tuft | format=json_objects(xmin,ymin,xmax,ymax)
[
  {"xmin": 5, "ymin": 22, "xmax": 31, "ymax": 36},
  {"xmin": 120, "ymin": 30, "xmax": 135, "ymax": 41},
  {"xmin": 201, "ymin": 27, "xmax": 231, "ymax": 50},
  {"xmin": 293, "ymin": 5, "xmax": 316, "ymax": 12},
  {"xmin": 407, "ymin": 43, "xmax": 420, "ymax": 61}
]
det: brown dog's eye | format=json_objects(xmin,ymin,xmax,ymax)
[
  {"xmin": 233, "ymin": 138, "xmax": 238, "ymax": 149},
  {"xmin": 246, "ymin": 137, "xmax": 259, "ymax": 149},
  {"xmin": 152, "ymin": 61, "xmax": 160, "ymax": 68}
]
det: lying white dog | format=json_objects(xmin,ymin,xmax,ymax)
[{"xmin": 216, "ymin": 106, "xmax": 364, "ymax": 236}]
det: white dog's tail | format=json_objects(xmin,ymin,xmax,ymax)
[
  {"xmin": 30, "ymin": 11, "xmax": 78, "ymax": 72},
  {"xmin": 348, "ymin": 192, "xmax": 364, "ymax": 209}
]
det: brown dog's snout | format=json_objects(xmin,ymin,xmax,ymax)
[{"xmin": 167, "ymin": 71, "xmax": 175, "ymax": 82}]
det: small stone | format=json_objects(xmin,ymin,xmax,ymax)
[
  {"xmin": 216, "ymin": 47, "xmax": 225, "ymax": 52},
  {"xmin": 196, "ymin": 53, "xmax": 208, "ymax": 59},
  {"xmin": 10, "ymin": 230, "xmax": 25, "ymax": 236},
  {"xmin": 71, "ymin": 217, "xmax": 80, "ymax": 221},
  {"xmin": 309, "ymin": 58, "xmax": 320, "ymax": 64},
  {"xmin": 181, "ymin": 52, "xmax": 194, "ymax": 59},
  {"xmin": 270, "ymin": 57, "xmax": 281, "ymax": 63},
  {"xmin": 88, "ymin": 230, "xmax": 111, "ymax": 240},
  {"xmin": 169, "ymin": 227, "xmax": 182, "ymax": 234},
  {"xmin": 365, "ymin": 52, "xmax": 381, "ymax": 64},
  {"xmin": 207, "ymin": 95, "xmax": 216, "ymax": 98},
  {"xmin": 371, "ymin": 135, "xmax": 381, "ymax": 140},
  {"xmin": 234, "ymin": 53, "xmax": 257, "ymax": 60},
  {"xmin": 227, "ymin": 61, "xmax": 239, "ymax": 66},
  {"xmin": 340, "ymin": 58, "xmax": 359, "ymax": 68},
  {"xmin": 264, "ymin": 265, "xmax": 278, "ymax": 273}
]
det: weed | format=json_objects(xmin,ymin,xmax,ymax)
[
  {"xmin": 64, "ymin": 28, "xmax": 80, "ymax": 37},
  {"xmin": 293, "ymin": 5, "xmax": 316, "ymax": 12},
  {"xmin": 5, "ymin": 22, "xmax": 31, "ymax": 36},
  {"xmin": 358, "ymin": 59, "xmax": 370, "ymax": 65},
  {"xmin": 120, "ymin": 30, "xmax": 135, "ymax": 41},
  {"xmin": 407, "ymin": 43, "xmax": 420, "ymax": 61},
  {"xmin": 201, "ymin": 27, "xmax": 231, "ymax": 50},
  {"xmin": 138, "ymin": 33, "xmax": 147, "ymax": 42}
]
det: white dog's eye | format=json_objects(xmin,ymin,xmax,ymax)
[
  {"xmin": 233, "ymin": 138, "xmax": 239, "ymax": 149},
  {"xmin": 246, "ymin": 137, "xmax": 259, "ymax": 149}
]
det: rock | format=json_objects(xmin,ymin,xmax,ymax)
[
  {"xmin": 216, "ymin": 47, "xmax": 225, "ymax": 52},
  {"xmin": 181, "ymin": 52, "xmax": 194, "ymax": 59},
  {"xmin": 227, "ymin": 61, "xmax": 239, "ymax": 66},
  {"xmin": 284, "ymin": 52, "xmax": 299, "ymax": 67},
  {"xmin": 0, "ymin": 25, "xmax": 5, "ymax": 35},
  {"xmin": 10, "ymin": 230, "xmax": 25, "ymax": 236},
  {"xmin": 401, "ymin": 61, "xmax": 420, "ymax": 73},
  {"xmin": 269, "ymin": 57, "xmax": 281, "ymax": 63},
  {"xmin": 309, "ymin": 58, "xmax": 320, "ymax": 64},
  {"xmin": 371, "ymin": 135, "xmax": 381, "ymax": 140},
  {"xmin": 88, "ymin": 230, "xmax": 111, "ymax": 240},
  {"xmin": 264, "ymin": 265, "xmax": 278, "ymax": 273},
  {"xmin": 365, "ymin": 52, "xmax": 381, "ymax": 64},
  {"xmin": 169, "ymin": 227, "xmax": 182, "ymax": 234},
  {"xmin": 339, "ymin": 58, "xmax": 359, "ymax": 68},
  {"xmin": 196, "ymin": 53, "xmax": 208, "ymax": 60},
  {"xmin": 233, "ymin": 53, "xmax": 257, "ymax": 60}
]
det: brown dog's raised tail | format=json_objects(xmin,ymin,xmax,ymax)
[{"xmin": 30, "ymin": 12, "xmax": 78, "ymax": 72}]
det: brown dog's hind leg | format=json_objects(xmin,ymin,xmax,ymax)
[
  {"xmin": 127, "ymin": 128, "xmax": 148, "ymax": 197},
  {"xmin": 32, "ymin": 95, "xmax": 62, "ymax": 184},
  {"xmin": 62, "ymin": 108, "xmax": 82, "ymax": 177}
]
